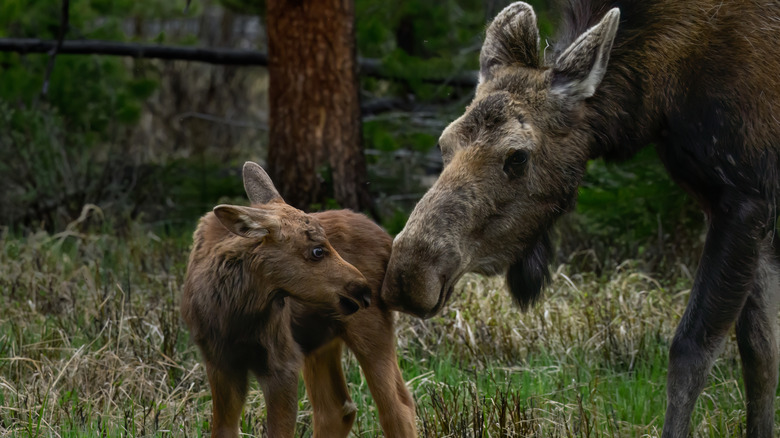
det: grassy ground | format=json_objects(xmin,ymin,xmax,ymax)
[{"xmin": 0, "ymin": 222, "xmax": 774, "ymax": 437}]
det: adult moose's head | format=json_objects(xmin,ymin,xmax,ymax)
[{"xmin": 382, "ymin": 3, "xmax": 620, "ymax": 318}]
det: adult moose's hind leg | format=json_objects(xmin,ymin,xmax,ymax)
[
  {"xmin": 736, "ymin": 237, "xmax": 780, "ymax": 438},
  {"xmin": 662, "ymin": 196, "xmax": 771, "ymax": 438},
  {"xmin": 302, "ymin": 339, "xmax": 356, "ymax": 438}
]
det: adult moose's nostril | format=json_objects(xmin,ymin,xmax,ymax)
[{"xmin": 339, "ymin": 296, "xmax": 360, "ymax": 315}]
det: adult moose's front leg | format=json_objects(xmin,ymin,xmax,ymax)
[
  {"xmin": 735, "ymin": 237, "xmax": 780, "ymax": 437},
  {"xmin": 662, "ymin": 196, "xmax": 772, "ymax": 438}
]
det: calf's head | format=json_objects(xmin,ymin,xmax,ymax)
[
  {"xmin": 382, "ymin": 2, "xmax": 620, "ymax": 317},
  {"xmin": 213, "ymin": 163, "xmax": 372, "ymax": 316}
]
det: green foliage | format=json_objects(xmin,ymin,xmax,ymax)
[
  {"xmin": 381, "ymin": 208, "xmax": 411, "ymax": 235},
  {"xmin": 0, "ymin": 96, "xmax": 154, "ymax": 230},
  {"xmin": 0, "ymin": 0, "xmax": 213, "ymax": 230},
  {"xmin": 219, "ymin": 0, "xmax": 264, "ymax": 17},
  {"xmin": 356, "ymin": 0, "xmax": 482, "ymax": 57},
  {"xmin": 356, "ymin": 0, "xmax": 484, "ymax": 98},
  {"xmin": 355, "ymin": 0, "xmax": 554, "ymax": 96},
  {"xmin": 0, "ymin": 0, "xmax": 161, "ymax": 118},
  {"xmin": 364, "ymin": 119, "xmax": 437, "ymax": 153},
  {"xmin": 0, "ymin": 0, "xmax": 703, "ymax": 257},
  {"xmin": 0, "ymin": 226, "xmax": 765, "ymax": 436},
  {"xmin": 576, "ymin": 146, "xmax": 701, "ymax": 243}
]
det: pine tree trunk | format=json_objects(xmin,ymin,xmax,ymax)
[{"xmin": 266, "ymin": 0, "xmax": 369, "ymax": 211}]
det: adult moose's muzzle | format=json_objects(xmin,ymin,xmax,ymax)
[{"xmin": 381, "ymin": 231, "xmax": 462, "ymax": 319}]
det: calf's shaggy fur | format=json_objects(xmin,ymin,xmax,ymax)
[{"xmin": 182, "ymin": 162, "xmax": 416, "ymax": 438}]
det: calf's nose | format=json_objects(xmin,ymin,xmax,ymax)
[
  {"xmin": 338, "ymin": 281, "xmax": 372, "ymax": 315},
  {"xmin": 338, "ymin": 296, "xmax": 361, "ymax": 315},
  {"xmin": 346, "ymin": 281, "xmax": 372, "ymax": 307}
]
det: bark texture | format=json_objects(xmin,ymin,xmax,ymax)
[{"xmin": 266, "ymin": 0, "xmax": 369, "ymax": 211}]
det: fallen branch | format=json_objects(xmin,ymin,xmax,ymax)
[
  {"xmin": 1, "ymin": 38, "xmax": 269, "ymax": 66},
  {"xmin": 0, "ymin": 38, "xmax": 478, "ymax": 88},
  {"xmin": 40, "ymin": 0, "xmax": 70, "ymax": 99}
]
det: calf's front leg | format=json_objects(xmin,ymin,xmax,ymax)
[
  {"xmin": 206, "ymin": 361, "xmax": 248, "ymax": 438},
  {"xmin": 259, "ymin": 368, "xmax": 299, "ymax": 438}
]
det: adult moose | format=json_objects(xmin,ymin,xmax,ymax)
[{"xmin": 382, "ymin": 1, "xmax": 780, "ymax": 436}]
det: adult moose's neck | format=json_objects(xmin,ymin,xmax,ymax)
[{"xmin": 553, "ymin": 0, "xmax": 687, "ymax": 162}]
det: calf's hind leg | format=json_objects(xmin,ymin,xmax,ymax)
[
  {"xmin": 344, "ymin": 308, "xmax": 417, "ymax": 438},
  {"xmin": 302, "ymin": 339, "xmax": 356, "ymax": 438},
  {"xmin": 735, "ymin": 238, "xmax": 780, "ymax": 438}
]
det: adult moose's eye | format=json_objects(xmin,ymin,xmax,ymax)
[
  {"xmin": 503, "ymin": 149, "xmax": 528, "ymax": 179},
  {"xmin": 438, "ymin": 141, "xmax": 453, "ymax": 165},
  {"xmin": 311, "ymin": 247, "xmax": 325, "ymax": 260}
]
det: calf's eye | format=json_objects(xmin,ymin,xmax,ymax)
[
  {"xmin": 504, "ymin": 149, "xmax": 528, "ymax": 179},
  {"xmin": 311, "ymin": 247, "xmax": 325, "ymax": 260}
]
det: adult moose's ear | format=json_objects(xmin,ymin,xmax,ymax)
[
  {"xmin": 243, "ymin": 161, "xmax": 283, "ymax": 205},
  {"xmin": 213, "ymin": 205, "xmax": 280, "ymax": 239},
  {"xmin": 506, "ymin": 232, "xmax": 551, "ymax": 311},
  {"xmin": 479, "ymin": 2, "xmax": 541, "ymax": 84},
  {"xmin": 552, "ymin": 8, "xmax": 620, "ymax": 100}
]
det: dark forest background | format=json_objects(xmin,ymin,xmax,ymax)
[
  {"xmin": 4, "ymin": 2, "xmax": 757, "ymax": 437},
  {"xmin": 0, "ymin": 0, "xmax": 702, "ymax": 273}
]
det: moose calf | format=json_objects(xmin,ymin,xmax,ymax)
[{"xmin": 181, "ymin": 162, "xmax": 416, "ymax": 438}]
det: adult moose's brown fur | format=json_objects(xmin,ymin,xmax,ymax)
[
  {"xmin": 182, "ymin": 162, "xmax": 416, "ymax": 438},
  {"xmin": 382, "ymin": 1, "xmax": 780, "ymax": 437}
]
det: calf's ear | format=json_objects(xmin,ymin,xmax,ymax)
[
  {"xmin": 552, "ymin": 8, "xmax": 620, "ymax": 100},
  {"xmin": 243, "ymin": 161, "xmax": 283, "ymax": 205},
  {"xmin": 213, "ymin": 205, "xmax": 279, "ymax": 239},
  {"xmin": 506, "ymin": 232, "xmax": 551, "ymax": 311},
  {"xmin": 480, "ymin": 2, "xmax": 541, "ymax": 84}
]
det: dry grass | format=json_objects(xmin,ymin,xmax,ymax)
[{"xmin": 0, "ymin": 223, "xmax": 769, "ymax": 437}]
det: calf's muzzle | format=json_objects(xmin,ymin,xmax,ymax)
[{"xmin": 339, "ymin": 281, "xmax": 372, "ymax": 315}]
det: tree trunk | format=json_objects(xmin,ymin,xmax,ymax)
[{"xmin": 266, "ymin": 0, "xmax": 370, "ymax": 212}]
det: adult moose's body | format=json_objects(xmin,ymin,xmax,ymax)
[{"xmin": 382, "ymin": 1, "xmax": 780, "ymax": 436}]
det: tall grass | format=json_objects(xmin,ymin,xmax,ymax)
[{"xmin": 0, "ymin": 223, "xmax": 771, "ymax": 437}]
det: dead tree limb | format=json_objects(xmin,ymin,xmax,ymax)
[
  {"xmin": 40, "ymin": 0, "xmax": 70, "ymax": 99},
  {"xmin": 1, "ymin": 39, "xmax": 269, "ymax": 66},
  {"xmin": 0, "ymin": 38, "xmax": 478, "ymax": 88}
]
